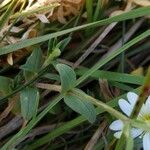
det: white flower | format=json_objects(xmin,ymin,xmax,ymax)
[{"xmin": 109, "ymin": 92, "xmax": 150, "ymax": 150}]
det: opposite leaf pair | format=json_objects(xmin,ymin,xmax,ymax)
[{"xmin": 56, "ymin": 64, "xmax": 96, "ymax": 123}]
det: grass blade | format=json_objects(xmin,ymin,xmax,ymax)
[{"xmin": 0, "ymin": 7, "xmax": 149, "ymax": 55}]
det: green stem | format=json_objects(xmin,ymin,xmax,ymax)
[
  {"xmin": 86, "ymin": 0, "xmax": 93, "ymax": 23},
  {"xmin": 131, "ymin": 119, "xmax": 150, "ymax": 131},
  {"xmin": 93, "ymin": 0, "xmax": 101, "ymax": 21},
  {"xmin": 131, "ymin": 67, "xmax": 150, "ymax": 118},
  {"xmin": 125, "ymin": 125, "xmax": 134, "ymax": 150}
]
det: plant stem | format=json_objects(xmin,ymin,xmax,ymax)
[
  {"xmin": 86, "ymin": 0, "xmax": 93, "ymax": 23},
  {"xmin": 36, "ymin": 83, "xmax": 61, "ymax": 92},
  {"xmin": 131, "ymin": 67, "xmax": 150, "ymax": 118}
]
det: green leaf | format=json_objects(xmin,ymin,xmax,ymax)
[
  {"xmin": 20, "ymin": 47, "xmax": 42, "ymax": 72},
  {"xmin": 76, "ymin": 68, "xmax": 144, "ymax": 85},
  {"xmin": 48, "ymin": 38, "xmax": 55, "ymax": 54},
  {"xmin": 86, "ymin": 0, "xmax": 93, "ymax": 23},
  {"xmin": 43, "ymin": 47, "xmax": 61, "ymax": 67},
  {"xmin": 20, "ymin": 87, "xmax": 39, "ymax": 121},
  {"xmin": 47, "ymin": 37, "xmax": 70, "ymax": 54},
  {"xmin": 93, "ymin": 0, "xmax": 102, "ymax": 21},
  {"xmin": 64, "ymin": 94, "xmax": 96, "ymax": 123},
  {"xmin": 56, "ymin": 37, "xmax": 71, "ymax": 52},
  {"xmin": 44, "ymin": 37, "xmax": 70, "ymax": 66},
  {"xmin": 0, "ymin": 76, "xmax": 13, "ymax": 95},
  {"xmin": 56, "ymin": 64, "xmax": 76, "ymax": 93},
  {"xmin": 20, "ymin": 46, "xmax": 43, "ymax": 80}
]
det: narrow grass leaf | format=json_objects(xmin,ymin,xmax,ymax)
[
  {"xmin": 0, "ymin": 0, "xmax": 17, "ymax": 30},
  {"xmin": 0, "ymin": 7, "xmax": 149, "ymax": 55},
  {"xmin": 76, "ymin": 68, "xmax": 144, "ymax": 85},
  {"xmin": 56, "ymin": 37, "xmax": 71, "ymax": 52}
]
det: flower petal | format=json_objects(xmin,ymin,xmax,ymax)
[
  {"xmin": 127, "ymin": 92, "xmax": 138, "ymax": 106},
  {"xmin": 118, "ymin": 99, "xmax": 133, "ymax": 116},
  {"xmin": 109, "ymin": 120, "xmax": 123, "ymax": 131},
  {"xmin": 139, "ymin": 104, "xmax": 150, "ymax": 117},
  {"xmin": 143, "ymin": 132, "xmax": 150, "ymax": 150},
  {"xmin": 145, "ymin": 96, "xmax": 150, "ymax": 107},
  {"xmin": 131, "ymin": 128, "xmax": 143, "ymax": 138},
  {"xmin": 114, "ymin": 131, "xmax": 122, "ymax": 139}
]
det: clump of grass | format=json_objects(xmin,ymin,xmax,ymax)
[{"xmin": 0, "ymin": 0, "xmax": 150, "ymax": 150}]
